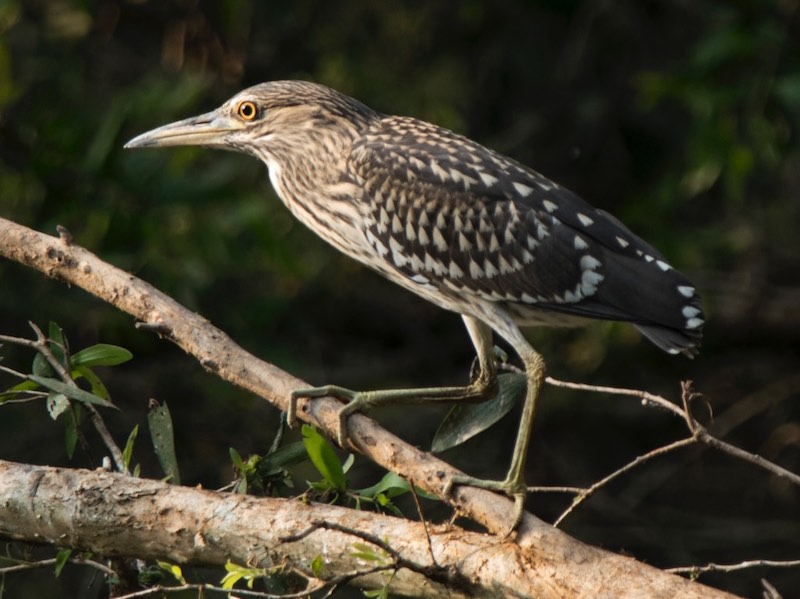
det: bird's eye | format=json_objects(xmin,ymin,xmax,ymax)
[{"xmin": 237, "ymin": 101, "xmax": 259, "ymax": 121}]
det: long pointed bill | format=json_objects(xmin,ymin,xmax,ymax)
[{"xmin": 124, "ymin": 110, "xmax": 244, "ymax": 149}]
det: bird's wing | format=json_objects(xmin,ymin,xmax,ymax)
[{"xmin": 348, "ymin": 116, "xmax": 703, "ymax": 353}]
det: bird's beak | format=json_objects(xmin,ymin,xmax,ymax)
[{"xmin": 124, "ymin": 110, "xmax": 244, "ymax": 149}]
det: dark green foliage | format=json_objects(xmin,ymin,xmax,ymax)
[{"xmin": 1, "ymin": 1, "xmax": 799, "ymax": 596}]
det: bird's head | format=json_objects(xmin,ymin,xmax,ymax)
[{"xmin": 124, "ymin": 80, "xmax": 378, "ymax": 159}]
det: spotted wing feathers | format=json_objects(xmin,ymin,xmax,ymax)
[{"xmin": 348, "ymin": 116, "xmax": 703, "ymax": 356}]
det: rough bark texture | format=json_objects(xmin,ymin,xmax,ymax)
[
  {"xmin": 0, "ymin": 460, "xmax": 736, "ymax": 598},
  {"xmin": 0, "ymin": 217, "xmax": 739, "ymax": 598}
]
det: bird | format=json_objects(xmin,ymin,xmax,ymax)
[{"xmin": 125, "ymin": 80, "xmax": 704, "ymax": 529}]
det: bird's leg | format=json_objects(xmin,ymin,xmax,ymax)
[
  {"xmin": 445, "ymin": 332, "xmax": 546, "ymax": 533},
  {"xmin": 288, "ymin": 316, "xmax": 498, "ymax": 448}
]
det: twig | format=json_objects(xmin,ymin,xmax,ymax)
[
  {"xmin": 282, "ymin": 519, "xmax": 463, "ymax": 588},
  {"xmin": 554, "ymin": 436, "xmax": 697, "ymax": 527},
  {"xmin": 409, "ymin": 479, "xmax": 438, "ymax": 567},
  {"xmin": 667, "ymin": 559, "xmax": 800, "ymax": 576},
  {"xmin": 545, "ymin": 376, "xmax": 684, "ymax": 418},
  {"xmin": 528, "ymin": 486, "xmax": 584, "ymax": 494},
  {"xmin": 0, "ymin": 555, "xmax": 117, "ymax": 577},
  {"xmin": 114, "ymin": 582, "xmax": 311, "ymax": 598}
]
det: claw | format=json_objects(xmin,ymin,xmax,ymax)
[
  {"xmin": 444, "ymin": 473, "xmax": 528, "ymax": 534},
  {"xmin": 287, "ymin": 385, "xmax": 360, "ymax": 447}
]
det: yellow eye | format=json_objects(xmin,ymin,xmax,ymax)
[{"xmin": 237, "ymin": 101, "xmax": 259, "ymax": 121}]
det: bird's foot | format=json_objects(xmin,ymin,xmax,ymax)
[
  {"xmin": 444, "ymin": 473, "xmax": 527, "ymax": 535},
  {"xmin": 289, "ymin": 385, "xmax": 377, "ymax": 448}
]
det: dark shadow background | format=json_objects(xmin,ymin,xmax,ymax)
[{"xmin": 1, "ymin": 0, "xmax": 799, "ymax": 597}]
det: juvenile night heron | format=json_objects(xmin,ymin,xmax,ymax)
[{"xmin": 126, "ymin": 81, "xmax": 703, "ymax": 528}]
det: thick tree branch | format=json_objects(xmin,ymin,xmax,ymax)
[
  {"xmin": 0, "ymin": 217, "xmax": 738, "ymax": 598},
  {"xmin": 0, "ymin": 459, "xmax": 736, "ymax": 598}
]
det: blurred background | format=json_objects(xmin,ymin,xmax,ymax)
[{"xmin": 0, "ymin": 0, "xmax": 799, "ymax": 596}]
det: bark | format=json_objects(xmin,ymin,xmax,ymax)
[{"xmin": 0, "ymin": 216, "xmax": 739, "ymax": 598}]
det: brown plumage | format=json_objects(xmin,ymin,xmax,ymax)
[{"xmin": 126, "ymin": 80, "xmax": 704, "ymax": 529}]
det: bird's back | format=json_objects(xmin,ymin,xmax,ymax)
[{"xmin": 347, "ymin": 115, "xmax": 703, "ymax": 356}]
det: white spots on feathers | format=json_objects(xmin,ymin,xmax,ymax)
[
  {"xmin": 479, "ymin": 172, "xmax": 499, "ymax": 186},
  {"xmin": 429, "ymin": 159, "xmax": 448, "ymax": 181},
  {"xmin": 580, "ymin": 255, "xmax": 602, "ymax": 271},
  {"xmin": 682, "ymin": 306, "xmax": 701, "ymax": 318},
  {"xmin": 574, "ymin": 235, "xmax": 589, "ymax": 250},
  {"xmin": 469, "ymin": 260, "xmax": 484, "ymax": 279},
  {"xmin": 391, "ymin": 213, "xmax": 403, "ymax": 234},
  {"xmin": 366, "ymin": 229, "xmax": 388, "ymax": 257},
  {"xmin": 542, "ymin": 199, "xmax": 558, "ymax": 213},
  {"xmin": 432, "ymin": 227, "xmax": 447, "ymax": 252},
  {"xmin": 458, "ymin": 232, "xmax": 472, "ymax": 252},
  {"xmin": 377, "ymin": 207, "xmax": 389, "ymax": 233},
  {"xmin": 616, "ymin": 236, "xmax": 629, "ymax": 248},
  {"xmin": 577, "ymin": 213, "xmax": 594, "ymax": 227},
  {"xmin": 513, "ymin": 182, "xmax": 534, "ymax": 197},
  {"xmin": 418, "ymin": 227, "xmax": 430, "ymax": 246},
  {"xmin": 405, "ymin": 221, "xmax": 416, "ymax": 241},
  {"xmin": 686, "ymin": 317, "xmax": 703, "ymax": 330},
  {"xmin": 682, "ymin": 305, "xmax": 704, "ymax": 330},
  {"xmin": 581, "ymin": 269, "xmax": 604, "ymax": 296},
  {"xmin": 498, "ymin": 254, "xmax": 515, "ymax": 275},
  {"xmin": 410, "ymin": 273, "xmax": 429, "ymax": 285},
  {"xmin": 579, "ymin": 254, "xmax": 604, "ymax": 297},
  {"xmin": 656, "ymin": 260, "xmax": 672, "ymax": 272}
]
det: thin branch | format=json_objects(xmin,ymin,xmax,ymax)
[
  {"xmin": 667, "ymin": 559, "xmax": 800, "ymax": 576},
  {"xmin": 554, "ymin": 436, "xmax": 698, "ymax": 527},
  {"xmin": 545, "ymin": 376, "xmax": 684, "ymax": 418},
  {"xmin": 0, "ymin": 556, "xmax": 117, "ymax": 578},
  {"xmin": 114, "ymin": 582, "xmax": 311, "ymax": 598},
  {"xmin": 528, "ymin": 486, "xmax": 585, "ymax": 494},
  {"xmin": 281, "ymin": 519, "xmax": 464, "ymax": 589},
  {"xmin": 409, "ymin": 479, "xmax": 438, "ymax": 567}
]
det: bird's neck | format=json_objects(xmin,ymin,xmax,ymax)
[{"xmin": 263, "ymin": 133, "xmax": 370, "ymax": 260}]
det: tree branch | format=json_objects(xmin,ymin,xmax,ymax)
[
  {"xmin": 0, "ymin": 217, "xmax": 740, "ymax": 598},
  {"xmin": 0, "ymin": 458, "xmax": 738, "ymax": 598}
]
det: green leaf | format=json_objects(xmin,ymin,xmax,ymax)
[
  {"xmin": 32, "ymin": 353, "xmax": 55, "ymax": 378},
  {"xmin": 73, "ymin": 366, "xmax": 111, "ymax": 401},
  {"xmin": 431, "ymin": 373, "xmax": 526, "ymax": 453},
  {"xmin": 257, "ymin": 441, "xmax": 307, "ymax": 476},
  {"xmin": 156, "ymin": 561, "xmax": 186, "ymax": 585},
  {"xmin": 29, "ymin": 375, "xmax": 116, "ymax": 409},
  {"xmin": 46, "ymin": 392, "xmax": 70, "ymax": 420},
  {"xmin": 54, "ymin": 548, "xmax": 72, "ymax": 577},
  {"xmin": 148, "ymin": 401, "xmax": 181, "ymax": 485},
  {"xmin": 122, "ymin": 425, "xmax": 139, "ymax": 472},
  {"xmin": 0, "ymin": 380, "xmax": 40, "ymax": 401},
  {"xmin": 221, "ymin": 561, "xmax": 266, "ymax": 590},
  {"xmin": 47, "ymin": 322, "xmax": 68, "ymax": 365},
  {"xmin": 229, "ymin": 446, "xmax": 245, "ymax": 471},
  {"xmin": 310, "ymin": 555, "xmax": 324, "ymax": 578},
  {"xmin": 71, "ymin": 344, "xmax": 133, "ymax": 368},
  {"xmin": 302, "ymin": 425, "xmax": 345, "ymax": 491}
]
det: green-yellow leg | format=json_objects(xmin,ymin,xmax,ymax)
[
  {"xmin": 288, "ymin": 316, "xmax": 498, "ymax": 447},
  {"xmin": 444, "ymin": 347, "xmax": 545, "ymax": 532}
]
